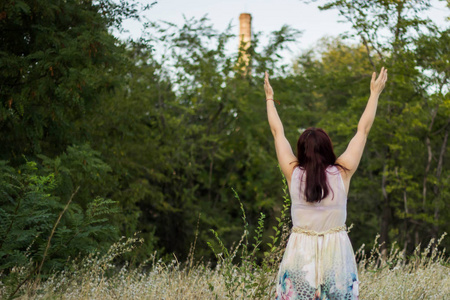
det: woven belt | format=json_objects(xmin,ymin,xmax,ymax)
[
  {"xmin": 291, "ymin": 225, "xmax": 347, "ymax": 236},
  {"xmin": 290, "ymin": 225, "xmax": 348, "ymax": 297}
]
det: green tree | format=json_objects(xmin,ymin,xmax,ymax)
[
  {"xmin": 0, "ymin": 0, "xmax": 133, "ymax": 160},
  {"xmin": 83, "ymin": 17, "xmax": 302, "ymax": 261},
  {"xmin": 0, "ymin": 0, "xmax": 149, "ymax": 293},
  {"xmin": 299, "ymin": 0, "xmax": 449, "ymax": 253}
]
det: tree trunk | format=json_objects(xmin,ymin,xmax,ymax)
[
  {"xmin": 433, "ymin": 126, "xmax": 449, "ymax": 236},
  {"xmin": 380, "ymin": 161, "xmax": 391, "ymax": 258},
  {"xmin": 423, "ymin": 106, "xmax": 438, "ymax": 209}
]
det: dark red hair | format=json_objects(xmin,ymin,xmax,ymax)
[{"xmin": 295, "ymin": 127, "xmax": 347, "ymax": 203}]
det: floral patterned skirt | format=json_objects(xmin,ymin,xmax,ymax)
[{"xmin": 275, "ymin": 230, "xmax": 359, "ymax": 300}]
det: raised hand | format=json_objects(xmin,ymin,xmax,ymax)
[
  {"xmin": 264, "ymin": 71, "xmax": 274, "ymax": 100},
  {"xmin": 370, "ymin": 67, "xmax": 388, "ymax": 95}
]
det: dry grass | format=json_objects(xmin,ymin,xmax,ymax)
[
  {"xmin": 356, "ymin": 234, "xmax": 450, "ymax": 299},
  {"xmin": 1, "ymin": 231, "xmax": 449, "ymax": 300}
]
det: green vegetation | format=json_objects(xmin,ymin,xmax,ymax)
[{"xmin": 0, "ymin": 0, "xmax": 448, "ymax": 298}]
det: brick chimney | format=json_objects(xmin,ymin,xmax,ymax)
[{"xmin": 238, "ymin": 13, "xmax": 252, "ymax": 72}]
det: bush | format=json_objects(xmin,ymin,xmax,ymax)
[{"xmin": 0, "ymin": 145, "xmax": 120, "ymax": 298}]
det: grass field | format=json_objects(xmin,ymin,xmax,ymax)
[{"xmin": 2, "ymin": 231, "xmax": 449, "ymax": 300}]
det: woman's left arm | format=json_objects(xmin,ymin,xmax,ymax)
[{"xmin": 264, "ymin": 71, "xmax": 297, "ymax": 184}]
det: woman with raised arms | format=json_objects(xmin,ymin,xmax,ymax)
[{"xmin": 265, "ymin": 67, "xmax": 388, "ymax": 299}]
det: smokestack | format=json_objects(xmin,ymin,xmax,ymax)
[{"xmin": 238, "ymin": 13, "xmax": 252, "ymax": 72}]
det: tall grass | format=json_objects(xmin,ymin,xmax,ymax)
[{"xmin": 1, "ymin": 177, "xmax": 449, "ymax": 299}]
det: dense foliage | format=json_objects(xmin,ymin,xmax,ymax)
[{"xmin": 0, "ymin": 0, "xmax": 448, "ymax": 297}]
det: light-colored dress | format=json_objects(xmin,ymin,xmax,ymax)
[{"xmin": 275, "ymin": 165, "xmax": 359, "ymax": 300}]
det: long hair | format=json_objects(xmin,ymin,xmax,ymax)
[{"xmin": 295, "ymin": 127, "xmax": 347, "ymax": 203}]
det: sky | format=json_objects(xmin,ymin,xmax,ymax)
[{"xmin": 120, "ymin": 0, "xmax": 449, "ymax": 65}]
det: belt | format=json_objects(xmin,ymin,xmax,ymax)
[
  {"xmin": 290, "ymin": 225, "xmax": 348, "ymax": 297},
  {"xmin": 291, "ymin": 225, "xmax": 347, "ymax": 236}
]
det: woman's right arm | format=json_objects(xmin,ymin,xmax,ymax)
[{"xmin": 337, "ymin": 67, "xmax": 388, "ymax": 182}]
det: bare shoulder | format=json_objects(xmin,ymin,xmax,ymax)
[
  {"xmin": 335, "ymin": 161, "xmax": 351, "ymax": 196},
  {"xmin": 273, "ymin": 134, "xmax": 298, "ymax": 186},
  {"xmin": 336, "ymin": 159, "xmax": 351, "ymax": 180},
  {"xmin": 285, "ymin": 161, "xmax": 298, "ymax": 190}
]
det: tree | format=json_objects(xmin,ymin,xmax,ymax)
[
  {"xmin": 83, "ymin": 17, "xmax": 303, "ymax": 261},
  {"xmin": 299, "ymin": 0, "xmax": 449, "ymax": 253},
  {"xmin": 0, "ymin": 0, "xmax": 149, "ymax": 292}
]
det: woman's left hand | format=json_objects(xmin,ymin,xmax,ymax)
[
  {"xmin": 264, "ymin": 71, "xmax": 274, "ymax": 100},
  {"xmin": 370, "ymin": 67, "xmax": 388, "ymax": 96}
]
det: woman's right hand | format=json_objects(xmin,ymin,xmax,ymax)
[
  {"xmin": 370, "ymin": 67, "xmax": 388, "ymax": 95},
  {"xmin": 264, "ymin": 71, "xmax": 274, "ymax": 100}
]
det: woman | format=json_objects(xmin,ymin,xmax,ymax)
[{"xmin": 265, "ymin": 68, "xmax": 388, "ymax": 300}]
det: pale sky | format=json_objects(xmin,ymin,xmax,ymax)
[{"xmin": 120, "ymin": 0, "xmax": 449, "ymax": 65}]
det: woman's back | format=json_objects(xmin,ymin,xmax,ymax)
[
  {"xmin": 290, "ymin": 165, "xmax": 347, "ymax": 232},
  {"xmin": 276, "ymin": 165, "xmax": 358, "ymax": 299}
]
